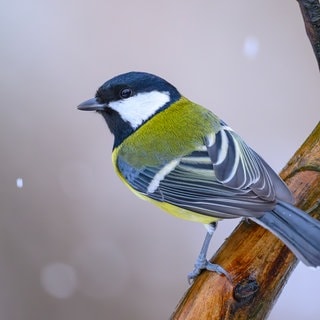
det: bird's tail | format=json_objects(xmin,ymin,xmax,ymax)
[{"xmin": 254, "ymin": 201, "xmax": 320, "ymax": 267}]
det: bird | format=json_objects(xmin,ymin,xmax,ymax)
[{"xmin": 77, "ymin": 71, "xmax": 320, "ymax": 281}]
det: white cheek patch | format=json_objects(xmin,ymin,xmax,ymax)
[{"xmin": 108, "ymin": 91, "xmax": 170, "ymax": 129}]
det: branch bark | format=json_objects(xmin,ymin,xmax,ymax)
[
  {"xmin": 297, "ymin": 0, "xmax": 320, "ymax": 70},
  {"xmin": 171, "ymin": 123, "xmax": 320, "ymax": 320}
]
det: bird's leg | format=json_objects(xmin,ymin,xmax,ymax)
[{"xmin": 188, "ymin": 222, "xmax": 232, "ymax": 284}]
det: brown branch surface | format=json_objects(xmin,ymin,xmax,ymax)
[
  {"xmin": 171, "ymin": 123, "xmax": 320, "ymax": 320},
  {"xmin": 297, "ymin": 0, "xmax": 320, "ymax": 70}
]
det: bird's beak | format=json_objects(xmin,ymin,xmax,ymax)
[{"xmin": 77, "ymin": 98, "xmax": 106, "ymax": 111}]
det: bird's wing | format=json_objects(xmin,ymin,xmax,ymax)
[
  {"xmin": 116, "ymin": 145, "xmax": 279, "ymax": 220},
  {"xmin": 205, "ymin": 122, "xmax": 293, "ymax": 203},
  {"xmin": 115, "ymin": 118, "xmax": 292, "ymax": 219}
]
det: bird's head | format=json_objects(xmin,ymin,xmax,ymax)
[{"xmin": 77, "ymin": 71, "xmax": 181, "ymax": 146}]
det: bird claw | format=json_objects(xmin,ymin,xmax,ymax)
[
  {"xmin": 187, "ymin": 223, "xmax": 232, "ymax": 284},
  {"xmin": 187, "ymin": 256, "xmax": 232, "ymax": 284}
]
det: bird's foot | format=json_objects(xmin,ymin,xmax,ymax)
[{"xmin": 187, "ymin": 255, "xmax": 232, "ymax": 284}]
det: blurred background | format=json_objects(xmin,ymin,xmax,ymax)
[{"xmin": 1, "ymin": 0, "xmax": 320, "ymax": 319}]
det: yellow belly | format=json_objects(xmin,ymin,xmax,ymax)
[
  {"xmin": 149, "ymin": 197, "xmax": 220, "ymax": 224},
  {"xmin": 119, "ymin": 174, "xmax": 219, "ymax": 224}
]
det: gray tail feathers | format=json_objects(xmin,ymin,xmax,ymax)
[{"xmin": 254, "ymin": 201, "xmax": 320, "ymax": 267}]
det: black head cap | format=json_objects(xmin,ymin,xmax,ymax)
[{"xmin": 78, "ymin": 71, "xmax": 181, "ymax": 148}]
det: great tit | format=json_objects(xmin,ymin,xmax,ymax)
[{"xmin": 78, "ymin": 71, "xmax": 320, "ymax": 281}]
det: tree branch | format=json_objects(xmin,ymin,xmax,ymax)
[
  {"xmin": 171, "ymin": 123, "xmax": 320, "ymax": 319},
  {"xmin": 297, "ymin": 0, "xmax": 320, "ymax": 69}
]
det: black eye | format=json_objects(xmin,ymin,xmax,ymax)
[{"xmin": 119, "ymin": 88, "xmax": 133, "ymax": 99}]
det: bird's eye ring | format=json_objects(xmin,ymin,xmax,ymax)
[{"xmin": 119, "ymin": 88, "xmax": 133, "ymax": 99}]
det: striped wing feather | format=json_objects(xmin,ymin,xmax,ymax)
[{"xmin": 117, "ymin": 125, "xmax": 292, "ymax": 219}]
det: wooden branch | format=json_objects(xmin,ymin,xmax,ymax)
[
  {"xmin": 171, "ymin": 124, "xmax": 320, "ymax": 320},
  {"xmin": 297, "ymin": 0, "xmax": 320, "ymax": 70}
]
